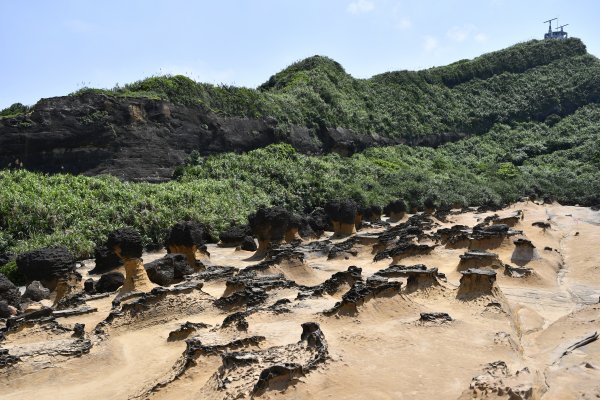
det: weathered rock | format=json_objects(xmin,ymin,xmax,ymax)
[
  {"xmin": 0, "ymin": 273, "xmax": 21, "ymax": 308},
  {"xmin": 95, "ymin": 271, "xmax": 125, "ymax": 293},
  {"xmin": 325, "ymin": 277, "xmax": 401, "ymax": 316},
  {"xmin": 0, "ymin": 93, "xmax": 468, "ymax": 181},
  {"xmin": 361, "ymin": 205, "xmax": 383, "ymax": 222},
  {"xmin": 144, "ymin": 254, "xmax": 194, "ymax": 286},
  {"xmin": 511, "ymin": 238, "xmax": 539, "ymax": 266},
  {"xmin": 532, "ymin": 221, "xmax": 551, "ymax": 230},
  {"xmin": 240, "ymin": 236, "xmax": 258, "ymax": 251},
  {"xmin": 388, "ymin": 242, "xmax": 436, "ymax": 263},
  {"xmin": 458, "ymin": 250, "xmax": 504, "ymax": 271},
  {"xmin": 249, "ymin": 207, "xmax": 297, "ymax": 255},
  {"xmin": 460, "ymin": 361, "xmax": 533, "ymax": 400},
  {"xmin": 492, "ymin": 210, "xmax": 523, "ymax": 227},
  {"xmin": 107, "ymin": 227, "xmax": 143, "ymax": 259},
  {"xmin": 16, "ymin": 246, "xmax": 76, "ymax": 289},
  {"xmin": 419, "ymin": 312, "xmax": 452, "ymax": 323},
  {"xmin": 383, "ymin": 199, "xmax": 407, "ymax": 222},
  {"xmin": 84, "ymin": 278, "xmax": 96, "ymax": 294},
  {"xmin": 504, "ymin": 264, "xmax": 534, "ymax": 278},
  {"xmin": 165, "ymin": 221, "xmax": 211, "ymax": 266},
  {"xmin": 219, "ymin": 224, "xmax": 252, "ymax": 247},
  {"xmin": 91, "ymin": 243, "xmax": 122, "ymax": 274},
  {"xmin": 469, "ymin": 224, "xmax": 520, "ymax": 250},
  {"xmin": 0, "ymin": 301, "xmax": 18, "ymax": 318},
  {"xmin": 106, "ymin": 228, "xmax": 154, "ymax": 295},
  {"xmin": 299, "ymin": 266, "xmax": 362, "ymax": 298},
  {"xmin": 306, "ymin": 207, "xmax": 332, "ymax": 234},
  {"xmin": 327, "ymin": 237, "xmax": 359, "ymax": 260},
  {"xmin": 22, "ymin": 280, "xmax": 50, "ymax": 302},
  {"xmin": 437, "ymin": 225, "xmax": 471, "ymax": 248},
  {"xmin": 167, "ymin": 321, "xmax": 211, "ymax": 341},
  {"xmin": 324, "ymin": 199, "xmax": 358, "ymax": 236},
  {"xmin": 457, "ymin": 268, "xmax": 497, "ymax": 299},
  {"xmin": 222, "ymin": 311, "xmax": 249, "ymax": 331}
]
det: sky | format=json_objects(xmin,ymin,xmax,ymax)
[{"xmin": 1, "ymin": 0, "xmax": 599, "ymax": 109}]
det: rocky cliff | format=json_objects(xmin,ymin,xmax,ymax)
[{"xmin": 0, "ymin": 93, "xmax": 465, "ymax": 181}]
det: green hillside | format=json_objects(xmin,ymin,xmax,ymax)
[
  {"xmin": 1, "ymin": 38, "xmax": 599, "ymax": 280},
  {"xmin": 59, "ymin": 37, "xmax": 600, "ymax": 138}
]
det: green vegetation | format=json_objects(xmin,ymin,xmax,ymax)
[
  {"xmin": 1, "ymin": 104, "xmax": 599, "ymax": 263},
  {"xmin": 68, "ymin": 38, "xmax": 600, "ymax": 138},
  {"xmin": 0, "ymin": 103, "xmax": 31, "ymax": 119},
  {"xmin": 1, "ymin": 38, "xmax": 599, "ymax": 277}
]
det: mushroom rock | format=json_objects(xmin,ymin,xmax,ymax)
[
  {"xmin": 219, "ymin": 223, "xmax": 252, "ymax": 247},
  {"xmin": 16, "ymin": 246, "xmax": 76, "ymax": 291},
  {"xmin": 91, "ymin": 243, "xmax": 122, "ymax": 274},
  {"xmin": 107, "ymin": 227, "xmax": 154, "ymax": 294},
  {"xmin": 361, "ymin": 205, "xmax": 382, "ymax": 222},
  {"xmin": 0, "ymin": 273, "xmax": 21, "ymax": 309},
  {"xmin": 22, "ymin": 280, "xmax": 51, "ymax": 302},
  {"xmin": 324, "ymin": 199, "xmax": 358, "ymax": 237},
  {"xmin": 95, "ymin": 271, "xmax": 125, "ymax": 293},
  {"xmin": 383, "ymin": 199, "xmax": 407, "ymax": 222},
  {"xmin": 511, "ymin": 238, "xmax": 539, "ymax": 266},
  {"xmin": 457, "ymin": 268, "xmax": 498, "ymax": 299},
  {"xmin": 144, "ymin": 253, "xmax": 193, "ymax": 286},
  {"xmin": 248, "ymin": 207, "xmax": 297, "ymax": 257},
  {"xmin": 306, "ymin": 207, "xmax": 332, "ymax": 235},
  {"xmin": 165, "ymin": 221, "xmax": 211, "ymax": 267},
  {"xmin": 423, "ymin": 197, "xmax": 438, "ymax": 215},
  {"xmin": 405, "ymin": 267, "xmax": 442, "ymax": 292},
  {"xmin": 458, "ymin": 250, "xmax": 504, "ymax": 271},
  {"xmin": 284, "ymin": 213, "xmax": 303, "ymax": 243}
]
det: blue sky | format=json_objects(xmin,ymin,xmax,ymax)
[{"xmin": 1, "ymin": 0, "xmax": 598, "ymax": 109}]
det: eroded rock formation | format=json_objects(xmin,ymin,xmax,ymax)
[{"xmin": 165, "ymin": 221, "xmax": 211, "ymax": 267}]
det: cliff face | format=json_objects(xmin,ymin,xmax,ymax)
[{"xmin": 0, "ymin": 93, "xmax": 464, "ymax": 181}]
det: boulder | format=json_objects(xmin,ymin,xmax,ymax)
[
  {"xmin": 84, "ymin": 278, "xmax": 96, "ymax": 294},
  {"xmin": 16, "ymin": 246, "xmax": 76, "ymax": 290},
  {"xmin": 324, "ymin": 199, "xmax": 358, "ymax": 236},
  {"xmin": 165, "ymin": 221, "xmax": 211, "ymax": 266},
  {"xmin": 22, "ymin": 280, "xmax": 50, "ymax": 302},
  {"xmin": 144, "ymin": 254, "xmax": 193, "ymax": 286},
  {"xmin": 219, "ymin": 224, "xmax": 252, "ymax": 247},
  {"xmin": 0, "ymin": 301, "xmax": 18, "ymax": 318},
  {"xmin": 95, "ymin": 271, "xmax": 125, "ymax": 293},
  {"xmin": 0, "ymin": 273, "xmax": 21, "ymax": 308},
  {"xmin": 91, "ymin": 244, "xmax": 122, "ymax": 274},
  {"xmin": 240, "ymin": 236, "xmax": 257, "ymax": 252}
]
